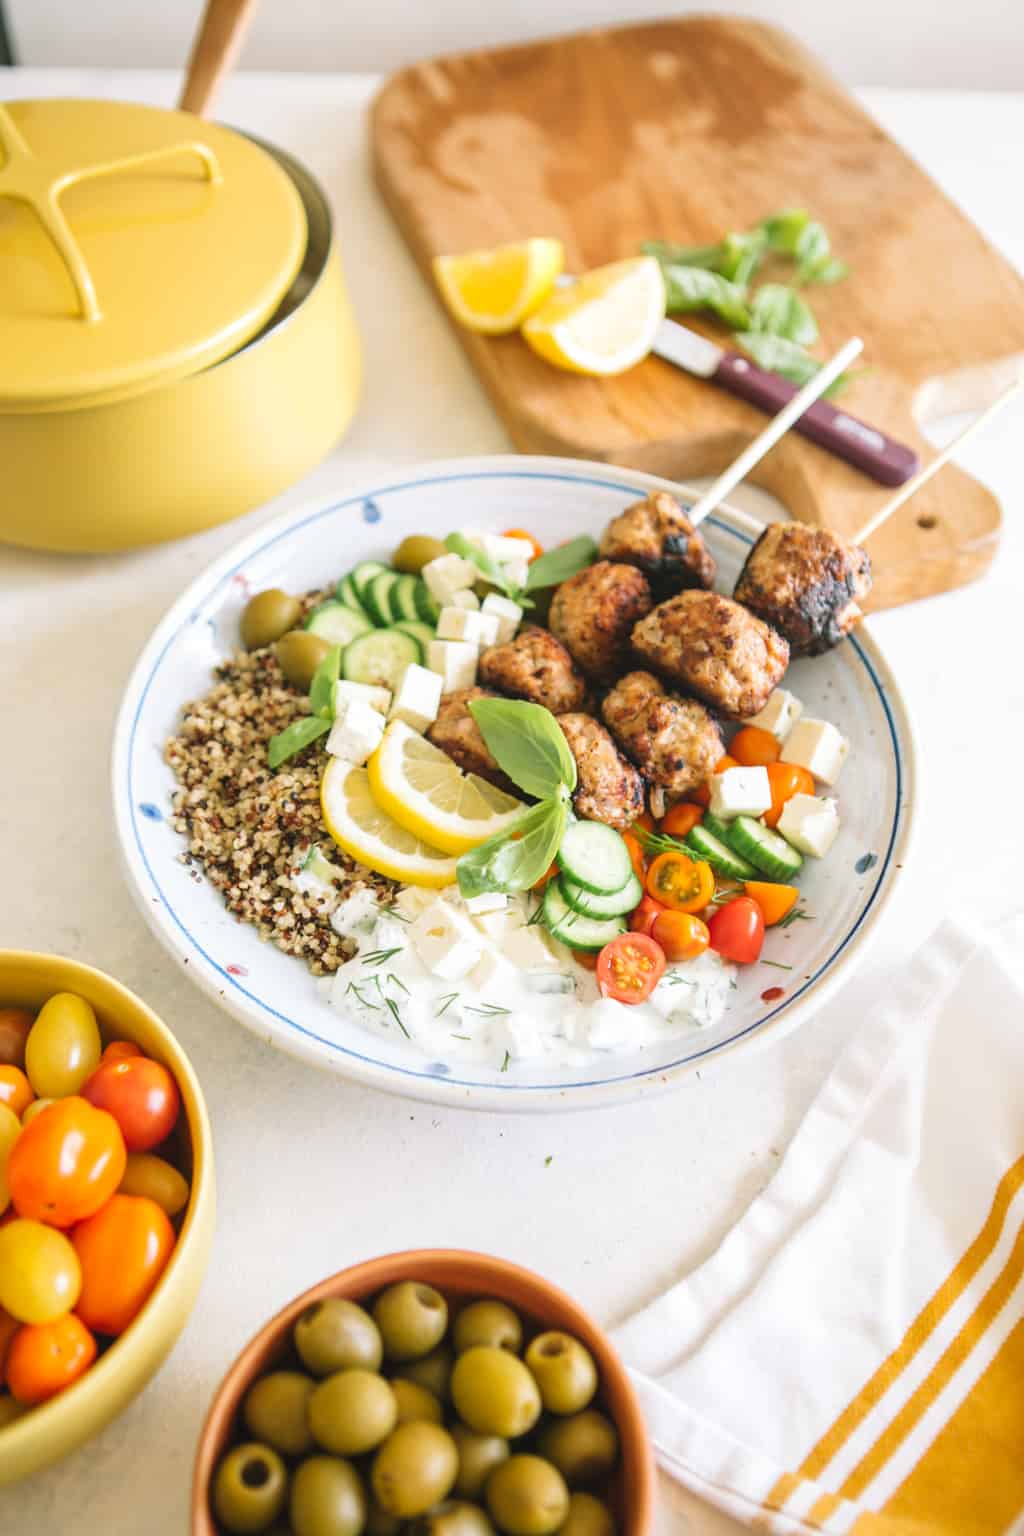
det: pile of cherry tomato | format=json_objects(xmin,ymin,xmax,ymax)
[{"xmin": 0, "ymin": 993, "xmax": 190, "ymax": 1421}]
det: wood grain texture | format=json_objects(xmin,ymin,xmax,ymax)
[{"xmin": 371, "ymin": 16, "xmax": 1024, "ymax": 610}]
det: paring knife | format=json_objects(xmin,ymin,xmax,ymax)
[{"xmin": 652, "ymin": 318, "xmax": 919, "ymax": 487}]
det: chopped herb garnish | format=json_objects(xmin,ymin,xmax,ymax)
[
  {"xmin": 544, "ymin": 1155, "xmax": 553, "ymax": 1166},
  {"xmin": 435, "ymin": 993, "xmax": 459, "ymax": 1018},
  {"xmin": 387, "ymin": 973, "xmax": 410, "ymax": 996},
  {"xmin": 384, "ymin": 997, "xmax": 409, "ymax": 1037},
  {"xmin": 663, "ymin": 973, "xmax": 698, "ymax": 988},
  {"xmin": 501, "ymin": 1050, "xmax": 511, "ymax": 1073},
  {"xmin": 362, "ymin": 947, "xmax": 403, "ymax": 967},
  {"xmin": 776, "ymin": 906, "xmax": 813, "ymax": 929},
  {"xmin": 526, "ymin": 902, "xmax": 549, "ymax": 927},
  {"xmin": 345, "ymin": 981, "xmax": 381, "ymax": 1010},
  {"xmin": 380, "ymin": 904, "xmax": 410, "ymax": 923},
  {"xmin": 761, "ymin": 960, "xmax": 794, "ymax": 971},
  {"xmin": 465, "ymin": 1002, "xmax": 512, "ymax": 1017},
  {"xmin": 450, "ymin": 1033, "xmax": 471, "ymax": 1041}
]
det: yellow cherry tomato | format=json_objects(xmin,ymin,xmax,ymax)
[
  {"xmin": 21, "ymin": 1098, "xmax": 53, "ymax": 1127},
  {"xmin": 0, "ymin": 1103, "xmax": 20, "ymax": 1215},
  {"xmin": 0, "ymin": 1219, "xmax": 81, "ymax": 1324},
  {"xmin": 119, "ymin": 1153, "xmax": 190, "ymax": 1217},
  {"xmin": 25, "ymin": 993, "xmax": 101, "ymax": 1099},
  {"xmin": 645, "ymin": 851, "xmax": 715, "ymax": 914}
]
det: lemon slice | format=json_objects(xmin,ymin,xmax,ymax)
[
  {"xmin": 368, "ymin": 721, "xmax": 525, "ymax": 856},
  {"xmin": 321, "ymin": 758, "xmax": 458, "ymax": 889},
  {"xmin": 433, "ymin": 238, "xmax": 564, "ymax": 335},
  {"xmin": 521, "ymin": 256, "xmax": 666, "ymax": 376}
]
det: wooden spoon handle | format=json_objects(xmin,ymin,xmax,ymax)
[{"xmin": 179, "ymin": 0, "xmax": 259, "ymax": 118}]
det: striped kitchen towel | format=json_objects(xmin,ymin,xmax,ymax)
[{"xmin": 612, "ymin": 916, "xmax": 1024, "ymax": 1535}]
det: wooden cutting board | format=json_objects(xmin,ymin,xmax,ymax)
[{"xmin": 371, "ymin": 16, "xmax": 1024, "ymax": 611}]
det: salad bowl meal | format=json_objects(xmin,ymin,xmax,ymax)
[{"xmin": 113, "ymin": 456, "xmax": 914, "ymax": 1110}]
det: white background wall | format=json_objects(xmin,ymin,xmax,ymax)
[{"xmin": 6, "ymin": 0, "xmax": 1024, "ymax": 88}]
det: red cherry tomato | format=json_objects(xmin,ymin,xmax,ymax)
[
  {"xmin": 707, "ymin": 896, "xmax": 765, "ymax": 964},
  {"xmin": 658, "ymin": 802, "xmax": 703, "ymax": 839},
  {"xmin": 729, "ymin": 726, "xmax": 781, "ymax": 767},
  {"xmin": 596, "ymin": 933, "xmax": 666, "ymax": 1004},
  {"xmin": 573, "ymin": 949, "xmax": 599, "ymax": 972},
  {"xmin": 500, "ymin": 528, "xmax": 544, "ymax": 561},
  {"xmin": 101, "ymin": 1040, "xmax": 142, "ymax": 1064},
  {"xmin": 82, "ymin": 1057, "xmax": 180, "ymax": 1153},
  {"xmin": 8, "ymin": 1098, "xmax": 126, "ymax": 1228},
  {"xmin": 5, "ymin": 1314, "xmax": 96, "ymax": 1404},
  {"xmin": 651, "ymin": 911, "xmax": 710, "ymax": 962},
  {"xmin": 763, "ymin": 762, "xmax": 815, "ymax": 828},
  {"xmin": 72, "ymin": 1195, "xmax": 175, "ymax": 1336},
  {"xmin": 629, "ymin": 895, "xmax": 665, "ymax": 936}
]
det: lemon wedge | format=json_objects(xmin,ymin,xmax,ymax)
[
  {"xmin": 367, "ymin": 721, "xmax": 524, "ymax": 857},
  {"xmin": 433, "ymin": 238, "xmax": 564, "ymax": 335},
  {"xmin": 521, "ymin": 256, "xmax": 666, "ymax": 376},
  {"xmin": 321, "ymin": 758, "xmax": 458, "ymax": 889}
]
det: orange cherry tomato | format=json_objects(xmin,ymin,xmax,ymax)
[
  {"xmin": 744, "ymin": 881, "xmax": 799, "ymax": 926},
  {"xmin": 646, "ymin": 852, "xmax": 715, "ymax": 914},
  {"xmin": 632, "ymin": 810, "xmax": 655, "ymax": 833},
  {"xmin": 730, "ymin": 726, "xmax": 780, "ymax": 767},
  {"xmin": 500, "ymin": 528, "xmax": 544, "ymax": 562},
  {"xmin": 0, "ymin": 1307, "xmax": 19, "ymax": 1386},
  {"xmin": 659, "ymin": 802, "xmax": 703, "ymax": 840},
  {"xmin": 651, "ymin": 911, "xmax": 710, "ymax": 963},
  {"xmin": 708, "ymin": 896, "xmax": 765, "ymax": 964},
  {"xmin": 101, "ymin": 1040, "xmax": 142, "ymax": 1064},
  {"xmin": 763, "ymin": 762, "xmax": 815, "ymax": 828},
  {"xmin": 81, "ymin": 1057, "xmax": 180, "ymax": 1154},
  {"xmin": 5, "ymin": 1314, "xmax": 96, "ymax": 1404},
  {"xmin": 596, "ymin": 933, "xmax": 666, "ymax": 1004},
  {"xmin": 622, "ymin": 833, "xmax": 646, "ymax": 882},
  {"xmin": 8, "ymin": 1098, "xmax": 126, "ymax": 1228},
  {"xmin": 531, "ymin": 860, "xmax": 559, "ymax": 892},
  {"xmin": 629, "ymin": 895, "xmax": 665, "ymax": 936},
  {"xmin": 0, "ymin": 1067, "xmax": 34, "ymax": 1120},
  {"xmin": 573, "ymin": 949, "xmax": 599, "ymax": 971},
  {"xmin": 72, "ymin": 1195, "xmax": 175, "ymax": 1336},
  {"xmin": 0, "ymin": 1010, "xmax": 33, "ymax": 1070},
  {"xmin": 690, "ymin": 755, "xmax": 739, "ymax": 808}
]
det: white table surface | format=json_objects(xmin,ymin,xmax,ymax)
[{"xmin": 2, "ymin": 69, "xmax": 1022, "ymax": 1536}]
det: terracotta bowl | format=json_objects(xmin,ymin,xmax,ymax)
[{"xmin": 192, "ymin": 1249, "xmax": 655, "ymax": 1536}]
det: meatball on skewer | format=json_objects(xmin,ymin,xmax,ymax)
[
  {"xmin": 600, "ymin": 491, "xmax": 716, "ymax": 594},
  {"xmin": 548, "ymin": 560, "xmax": 653, "ymax": 682},
  {"xmin": 632, "ymin": 591, "xmax": 789, "ymax": 720},
  {"xmin": 426, "ymin": 688, "xmax": 518, "ymax": 795},
  {"xmin": 733, "ymin": 521, "xmax": 872, "ymax": 656},
  {"xmin": 556, "ymin": 714, "xmax": 646, "ymax": 832},
  {"xmin": 602, "ymin": 671, "xmax": 723, "ymax": 797},
  {"xmin": 478, "ymin": 625, "xmax": 587, "ymax": 715}
]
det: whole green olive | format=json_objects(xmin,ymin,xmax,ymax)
[
  {"xmin": 412, "ymin": 1501, "xmax": 496, "ymax": 1536},
  {"xmin": 392, "ymin": 536, "xmax": 449, "ymax": 575},
  {"xmin": 213, "ymin": 1442, "xmax": 289, "ymax": 1534},
  {"xmin": 391, "ymin": 1377, "xmax": 443, "ymax": 1424},
  {"xmin": 290, "ymin": 1455, "xmax": 367, "ymax": 1536},
  {"xmin": 558, "ymin": 1493, "xmax": 616, "ymax": 1536},
  {"xmin": 294, "ymin": 1297, "xmax": 384, "ymax": 1377},
  {"xmin": 450, "ymin": 1421, "xmax": 509, "ymax": 1499},
  {"xmin": 308, "ymin": 1369, "xmax": 398, "ymax": 1455},
  {"xmin": 371, "ymin": 1421, "xmax": 459, "ymax": 1518},
  {"xmin": 485, "ymin": 1455, "xmax": 569, "ymax": 1536},
  {"xmin": 535, "ymin": 1411, "xmax": 618, "ymax": 1488},
  {"xmin": 243, "ymin": 1370, "xmax": 316, "ymax": 1456},
  {"xmin": 450, "ymin": 1347, "xmax": 541, "ymax": 1439},
  {"xmin": 274, "ymin": 630, "xmax": 332, "ymax": 693},
  {"xmin": 453, "ymin": 1300, "xmax": 523, "ymax": 1356},
  {"xmin": 242, "ymin": 589, "xmax": 302, "ymax": 650},
  {"xmin": 374, "ymin": 1281, "xmax": 448, "ymax": 1362},
  {"xmin": 402, "ymin": 1343, "xmax": 453, "ymax": 1401},
  {"xmin": 524, "ymin": 1333, "xmax": 597, "ymax": 1416}
]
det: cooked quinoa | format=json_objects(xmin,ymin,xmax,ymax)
[{"xmin": 165, "ymin": 644, "xmax": 396, "ymax": 976}]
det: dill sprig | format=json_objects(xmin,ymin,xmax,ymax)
[
  {"xmin": 387, "ymin": 973, "xmax": 410, "ymax": 996},
  {"xmin": 465, "ymin": 1002, "xmax": 512, "ymax": 1018},
  {"xmin": 761, "ymin": 959, "xmax": 793, "ymax": 971},
  {"xmin": 384, "ymin": 997, "xmax": 409, "ymax": 1037},
  {"xmin": 434, "ymin": 993, "xmax": 459, "ymax": 1018},
  {"xmin": 362, "ymin": 947, "xmax": 403, "ymax": 967},
  {"xmin": 345, "ymin": 980, "xmax": 381, "ymax": 1011},
  {"xmin": 501, "ymin": 1050, "xmax": 511, "ymax": 1072},
  {"xmin": 776, "ymin": 906, "xmax": 813, "ymax": 929}
]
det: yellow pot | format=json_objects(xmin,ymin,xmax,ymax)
[{"xmin": 0, "ymin": 951, "xmax": 215, "ymax": 1485}]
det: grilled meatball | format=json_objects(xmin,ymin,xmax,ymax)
[
  {"xmin": 426, "ymin": 688, "xmax": 517, "ymax": 794},
  {"xmin": 599, "ymin": 492, "xmax": 716, "ymax": 594},
  {"xmin": 601, "ymin": 671, "xmax": 722, "ymax": 796},
  {"xmin": 478, "ymin": 625, "xmax": 587, "ymax": 714},
  {"xmin": 548, "ymin": 560, "xmax": 653, "ymax": 682},
  {"xmin": 733, "ymin": 521, "xmax": 872, "ymax": 656},
  {"xmin": 556, "ymin": 713, "xmax": 646, "ymax": 832},
  {"xmin": 632, "ymin": 591, "xmax": 788, "ymax": 719}
]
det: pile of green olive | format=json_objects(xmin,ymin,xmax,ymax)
[{"xmin": 211, "ymin": 1282, "xmax": 620, "ymax": 1536}]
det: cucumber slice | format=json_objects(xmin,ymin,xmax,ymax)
[
  {"xmin": 542, "ymin": 880, "xmax": 627, "ymax": 951},
  {"xmin": 366, "ymin": 571, "xmax": 400, "ymax": 627},
  {"xmin": 336, "ymin": 573, "xmax": 368, "ymax": 614},
  {"xmin": 557, "ymin": 821, "xmax": 632, "ymax": 895},
  {"xmin": 393, "ymin": 620, "xmax": 433, "ymax": 654},
  {"xmin": 351, "ymin": 561, "xmax": 388, "ymax": 604},
  {"xmin": 391, "ymin": 574, "xmax": 422, "ymax": 623},
  {"xmin": 343, "ymin": 628, "xmax": 422, "ymax": 693},
  {"xmin": 305, "ymin": 601, "xmax": 373, "ymax": 647},
  {"xmin": 685, "ymin": 823, "xmax": 759, "ymax": 881},
  {"xmin": 561, "ymin": 871, "xmax": 643, "ymax": 919},
  {"xmin": 414, "ymin": 580, "xmax": 440, "ymax": 624},
  {"xmin": 727, "ymin": 816, "xmax": 803, "ymax": 880},
  {"xmin": 703, "ymin": 811, "xmax": 735, "ymax": 843}
]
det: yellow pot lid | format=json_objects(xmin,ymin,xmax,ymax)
[{"xmin": 0, "ymin": 98, "xmax": 307, "ymax": 413}]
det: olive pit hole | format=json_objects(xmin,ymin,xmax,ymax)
[
  {"xmin": 302, "ymin": 1302, "xmax": 323, "ymax": 1324},
  {"xmin": 917, "ymin": 514, "xmax": 938, "ymax": 530},
  {"xmin": 539, "ymin": 1338, "xmax": 567, "ymax": 1357},
  {"xmin": 417, "ymin": 1286, "xmax": 442, "ymax": 1309},
  {"xmin": 241, "ymin": 1456, "xmax": 272, "ymax": 1488}
]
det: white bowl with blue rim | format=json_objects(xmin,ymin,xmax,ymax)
[{"xmin": 112, "ymin": 456, "xmax": 915, "ymax": 1111}]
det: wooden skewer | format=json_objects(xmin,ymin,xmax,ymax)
[
  {"xmin": 179, "ymin": 0, "xmax": 258, "ymax": 117},
  {"xmin": 852, "ymin": 378, "xmax": 1023, "ymax": 545}
]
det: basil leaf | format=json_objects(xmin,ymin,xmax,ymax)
[
  {"xmin": 524, "ymin": 535, "xmax": 598, "ymax": 592},
  {"xmin": 469, "ymin": 697, "xmax": 577, "ymax": 799},
  {"xmin": 717, "ymin": 230, "xmax": 768, "ymax": 287},
  {"xmin": 663, "ymin": 266, "xmax": 750, "ymax": 329},
  {"xmin": 267, "ymin": 714, "xmax": 332, "ymax": 769},
  {"xmin": 309, "ymin": 645, "xmax": 342, "ymax": 719},
  {"xmin": 759, "ymin": 208, "xmax": 810, "ymax": 254},
  {"xmin": 732, "ymin": 331, "xmax": 822, "ymax": 388},
  {"xmin": 748, "ymin": 283, "xmax": 819, "ymax": 346},
  {"xmin": 445, "ymin": 532, "xmax": 535, "ymax": 608},
  {"xmin": 456, "ymin": 797, "xmax": 567, "ymax": 899},
  {"xmin": 802, "ymin": 256, "xmax": 848, "ymax": 287},
  {"xmin": 794, "ymin": 221, "xmax": 832, "ymax": 283},
  {"xmin": 641, "ymin": 239, "xmax": 725, "ymax": 272}
]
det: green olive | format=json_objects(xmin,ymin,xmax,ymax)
[
  {"xmin": 412, "ymin": 1501, "xmax": 496, "ymax": 1536},
  {"xmin": 524, "ymin": 1334, "xmax": 597, "ymax": 1416},
  {"xmin": 558, "ymin": 1493, "xmax": 616, "ymax": 1536},
  {"xmin": 371, "ymin": 1421, "xmax": 459, "ymax": 1518},
  {"xmin": 213, "ymin": 1442, "xmax": 289, "ymax": 1534},
  {"xmin": 242, "ymin": 589, "xmax": 302, "ymax": 650},
  {"xmin": 450, "ymin": 1421, "xmax": 509, "ymax": 1499},
  {"xmin": 391, "ymin": 1377, "xmax": 443, "ymax": 1424},
  {"xmin": 485, "ymin": 1455, "xmax": 569, "ymax": 1536},
  {"xmin": 308, "ymin": 1369, "xmax": 398, "ymax": 1455},
  {"xmin": 294, "ymin": 1297, "xmax": 384, "ymax": 1376},
  {"xmin": 450, "ymin": 1347, "xmax": 541, "ymax": 1439},
  {"xmin": 243, "ymin": 1370, "xmax": 316, "ymax": 1456},
  {"xmin": 274, "ymin": 630, "xmax": 332, "ymax": 693},
  {"xmin": 373, "ymin": 1281, "xmax": 448, "ymax": 1362},
  {"xmin": 290, "ymin": 1455, "xmax": 367, "ymax": 1536},
  {"xmin": 535, "ymin": 1412, "xmax": 618, "ymax": 1488},
  {"xmin": 392, "ymin": 536, "xmax": 449, "ymax": 575},
  {"xmin": 453, "ymin": 1301, "xmax": 523, "ymax": 1356},
  {"xmin": 402, "ymin": 1343, "xmax": 453, "ymax": 1401}
]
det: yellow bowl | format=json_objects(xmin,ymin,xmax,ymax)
[{"xmin": 0, "ymin": 951, "xmax": 216, "ymax": 1484}]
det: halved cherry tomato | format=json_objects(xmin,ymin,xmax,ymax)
[
  {"xmin": 5, "ymin": 1314, "xmax": 96, "ymax": 1404},
  {"xmin": 632, "ymin": 809, "xmax": 655, "ymax": 833},
  {"xmin": 646, "ymin": 852, "xmax": 715, "ymax": 914},
  {"xmin": 101, "ymin": 1040, "xmax": 142, "ymax": 1064},
  {"xmin": 81, "ymin": 1057, "xmax": 180, "ymax": 1154},
  {"xmin": 73, "ymin": 1194, "xmax": 175, "ymax": 1336},
  {"xmin": 651, "ymin": 911, "xmax": 710, "ymax": 963},
  {"xmin": 730, "ymin": 726, "xmax": 780, "ymax": 767},
  {"xmin": 622, "ymin": 832, "xmax": 646, "ymax": 882},
  {"xmin": 744, "ymin": 881, "xmax": 799, "ymax": 926},
  {"xmin": 690, "ymin": 755, "xmax": 739, "ymax": 808},
  {"xmin": 763, "ymin": 762, "xmax": 815, "ymax": 827},
  {"xmin": 629, "ymin": 895, "xmax": 666, "ymax": 936},
  {"xmin": 708, "ymin": 896, "xmax": 765, "ymax": 964},
  {"xmin": 0, "ymin": 1067, "xmax": 33, "ymax": 1120},
  {"xmin": 659, "ymin": 802, "xmax": 703, "ymax": 839},
  {"xmin": 8, "ymin": 1098, "xmax": 126, "ymax": 1228},
  {"xmin": 596, "ymin": 933, "xmax": 666, "ymax": 1004},
  {"xmin": 501, "ymin": 528, "xmax": 544, "ymax": 562},
  {"xmin": 532, "ymin": 860, "xmax": 559, "ymax": 892}
]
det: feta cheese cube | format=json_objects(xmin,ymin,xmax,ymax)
[
  {"xmin": 436, "ymin": 608, "xmax": 499, "ymax": 647},
  {"xmin": 388, "ymin": 664, "xmax": 442, "ymax": 733},
  {"xmin": 422, "ymin": 553, "xmax": 480, "ymax": 605},
  {"xmin": 334, "ymin": 679, "xmax": 392, "ymax": 717},
  {"xmin": 777, "ymin": 793, "xmax": 840, "ymax": 857},
  {"xmin": 501, "ymin": 558, "xmax": 529, "ymax": 591},
  {"xmin": 467, "ymin": 950, "xmax": 515, "ymax": 992},
  {"xmin": 325, "ymin": 699, "xmax": 386, "ymax": 764},
  {"xmin": 481, "ymin": 593, "xmax": 523, "ymax": 643},
  {"xmin": 465, "ymin": 891, "xmax": 508, "ymax": 915},
  {"xmin": 483, "ymin": 534, "xmax": 536, "ymax": 565},
  {"xmin": 449, "ymin": 588, "xmax": 480, "ymax": 611},
  {"xmin": 409, "ymin": 900, "xmax": 482, "ymax": 980},
  {"xmin": 709, "ymin": 765, "xmax": 772, "ymax": 820},
  {"xmin": 393, "ymin": 885, "xmax": 435, "ymax": 922},
  {"xmin": 427, "ymin": 640, "xmax": 478, "ymax": 693},
  {"xmin": 743, "ymin": 688, "xmax": 803, "ymax": 742},
  {"xmin": 503, "ymin": 918, "xmax": 561, "ymax": 971},
  {"xmin": 471, "ymin": 908, "xmax": 511, "ymax": 942},
  {"xmin": 780, "ymin": 718, "xmax": 849, "ymax": 786}
]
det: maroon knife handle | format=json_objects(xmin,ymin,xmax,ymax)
[{"xmin": 713, "ymin": 352, "xmax": 919, "ymax": 487}]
